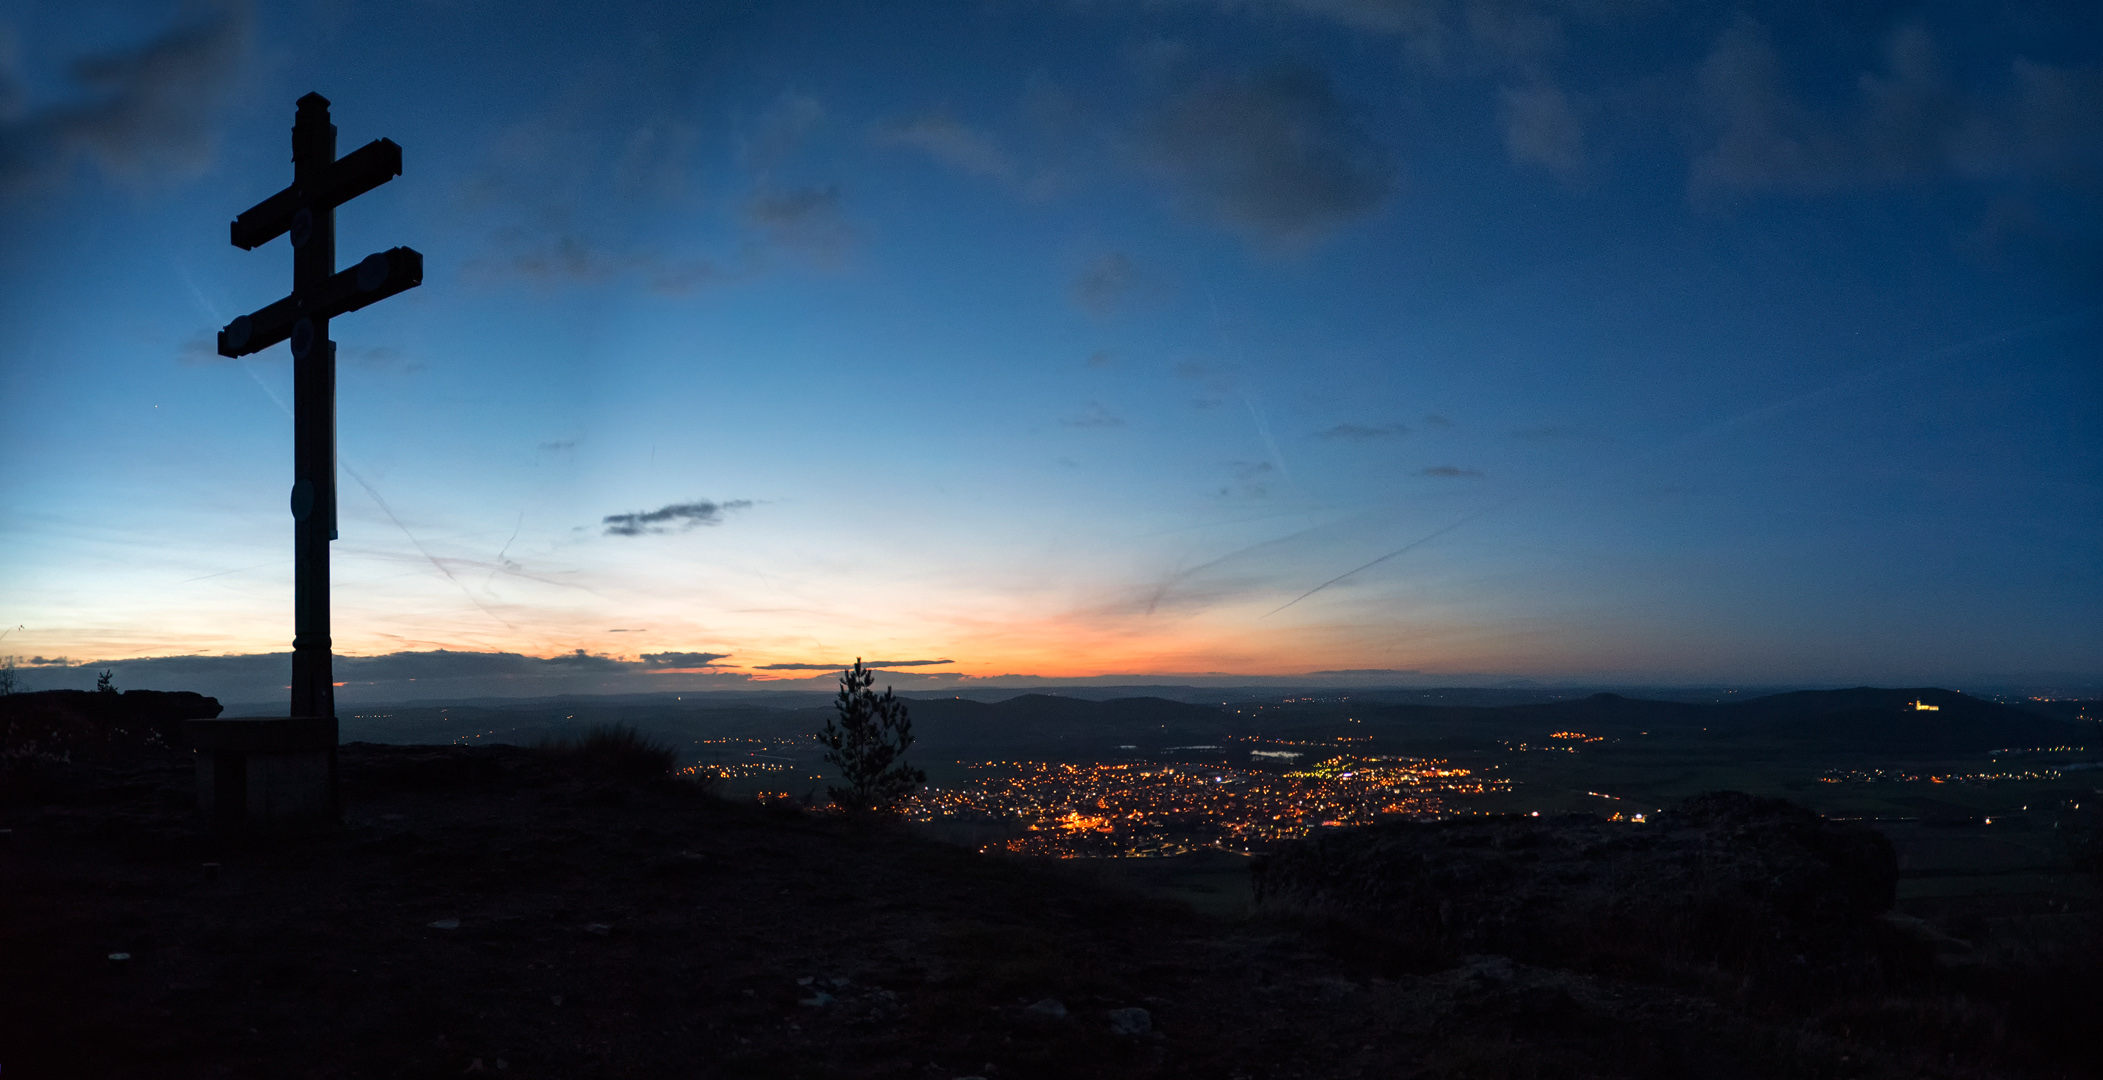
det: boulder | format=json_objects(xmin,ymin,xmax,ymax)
[{"xmin": 1107, "ymin": 1007, "xmax": 1151, "ymax": 1036}]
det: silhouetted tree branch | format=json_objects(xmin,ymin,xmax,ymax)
[{"xmin": 817, "ymin": 659, "xmax": 925, "ymax": 812}]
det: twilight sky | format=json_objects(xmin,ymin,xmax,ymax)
[{"xmin": 1, "ymin": 0, "xmax": 2098, "ymax": 699}]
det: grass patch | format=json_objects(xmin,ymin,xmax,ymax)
[{"xmin": 537, "ymin": 723, "xmax": 678, "ymax": 782}]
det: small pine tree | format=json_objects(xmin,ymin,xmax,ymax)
[
  {"xmin": 95, "ymin": 669, "xmax": 116, "ymax": 694},
  {"xmin": 817, "ymin": 659, "xmax": 926, "ymax": 812},
  {"xmin": 0, "ymin": 655, "xmax": 17, "ymax": 696}
]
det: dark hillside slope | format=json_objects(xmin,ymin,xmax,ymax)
[
  {"xmin": 1497, "ymin": 692, "xmax": 1708, "ymax": 733},
  {"xmin": 1365, "ymin": 694, "xmax": 1706, "ymax": 747},
  {"xmin": 1714, "ymin": 688, "xmax": 2080, "ymax": 753},
  {"xmin": 340, "ymin": 702, "xmax": 797, "ymax": 747},
  {"xmin": 10, "ymin": 743, "xmax": 2094, "ymax": 1079},
  {"xmin": 1365, "ymin": 688, "xmax": 2082, "ymax": 758}
]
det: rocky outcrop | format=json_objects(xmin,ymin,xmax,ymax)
[{"xmin": 1252, "ymin": 791, "xmax": 1897, "ymax": 972}]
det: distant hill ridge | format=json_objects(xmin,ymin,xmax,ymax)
[
  {"xmin": 1407, "ymin": 687, "xmax": 2079, "ymax": 754},
  {"xmin": 327, "ymin": 685, "xmax": 2085, "ymax": 759}
]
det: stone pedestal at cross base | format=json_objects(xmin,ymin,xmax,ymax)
[{"xmin": 184, "ymin": 717, "xmax": 338, "ymax": 829}]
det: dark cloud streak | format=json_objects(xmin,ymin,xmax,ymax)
[
  {"xmin": 602, "ymin": 500, "xmax": 753, "ymax": 537},
  {"xmin": 1062, "ymin": 401, "xmax": 1124, "ymax": 429},
  {"xmin": 1693, "ymin": 19, "xmax": 2103, "ymax": 195},
  {"xmin": 0, "ymin": 2, "xmax": 252, "ymax": 193},
  {"xmin": 1139, "ymin": 64, "xmax": 1394, "ymax": 245},
  {"xmin": 874, "ymin": 114, "xmax": 1017, "ymax": 179},
  {"xmin": 1071, "ymin": 252, "xmax": 1139, "ymax": 316},
  {"xmin": 1317, "ymin": 423, "xmax": 1409, "ymax": 440},
  {"xmin": 755, "ymin": 659, "xmax": 955, "ymax": 670},
  {"xmin": 639, "ymin": 651, "xmax": 732, "ymax": 668}
]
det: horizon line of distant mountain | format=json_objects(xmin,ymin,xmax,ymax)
[
  {"xmin": 225, "ymin": 681, "xmax": 2102, "ymax": 715},
  {"xmin": 300, "ymin": 684, "xmax": 2099, "ymax": 760}
]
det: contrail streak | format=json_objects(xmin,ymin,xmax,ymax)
[
  {"xmin": 1681, "ymin": 309, "xmax": 2091, "ymax": 450},
  {"xmin": 487, "ymin": 510, "xmax": 525, "ymax": 589},
  {"xmin": 238, "ymin": 360, "xmax": 294, "ymax": 419},
  {"xmin": 341, "ymin": 464, "xmax": 518, "ymax": 630},
  {"xmin": 1244, "ymin": 394, "xmax": 1289, "ymax": 481},
  {"xmin": 1262, "ymin": 500, "xmax": 1516, "ymax": 618},
  {"xmin": 172, "ymin": 258, "xmax": 224, "ymax": 324},
  {"xmin": 178, "ymin": 560, "xmax": 288, "ymax": 584},
  {"xmin": 1256, "ymin": 309, "xmax": 2091, "ymax": 620},
  {"xmin": 1145, "ymin": 515, "xmax": 1360, "ymax": 615}
]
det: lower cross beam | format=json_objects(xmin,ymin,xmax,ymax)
[{"xmin": 217, "ymin": 247, "xmax": 423, "ymax": 358}]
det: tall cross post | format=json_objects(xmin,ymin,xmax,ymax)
[{"xmin": 186, "ymin": 93, "xmax": 423, "ymax": 828}]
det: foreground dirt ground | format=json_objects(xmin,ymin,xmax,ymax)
[{"xmin": 1, "ymin": 743, "xmax": 2090, "ymax": 1079}]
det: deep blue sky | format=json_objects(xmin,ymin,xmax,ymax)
[{"xmin": 1, "ymin": 0, "xmax": 2097, "ymax": 699}]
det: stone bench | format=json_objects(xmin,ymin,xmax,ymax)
[{"xmin": 183, "ymin": 717, "xmax": 338, "ymax": 828}]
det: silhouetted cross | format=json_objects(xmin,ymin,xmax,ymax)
[{"xmin": 217, "ymin": 93, "xmax": 423, "ymax": 720}]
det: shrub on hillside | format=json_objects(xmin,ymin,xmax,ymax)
[
  {"xmin": 2058, "ymin": 799, "xmax": 2103, "ymax": 876},
  {"xmin": 818, "ymin": 659, "xmax": 925, "ymax": 812},
  {"xmin": 537, "ymin": 723, "xmax": 677, "ymax": 781}
]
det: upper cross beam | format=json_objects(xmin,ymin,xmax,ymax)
[
  {"xmin": 214, "ymin": 91, "xmax": 422, "ymax": 361},
  {"xmin": 229, "ymin": 137, "xmax": 403, "ymax": 251}
]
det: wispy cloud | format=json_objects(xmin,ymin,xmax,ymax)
[
  {"xmin": 1316, "ymin": 422, "xmax": 1409, "ymax": 440},
  {"xmin": 601, "ymin": 499, "xmax": 753, "ymax": 537},
  {"xmin": 1072, "ymin": 252, "xmax": 1139, "ymax": 316},
  {"xmin": 1418, "ymin": 465, "xmax": 1483, "ymax": 478},
  {"xmin": 1138, "ymin": 63, "xmax": 1394, "ymax": 246},
  {"xmin": 0, "ymin": 1, "xmax": 252, "ymax": 193},
  {"xmin": 755, "ymin": 658, "xmax": 955, "ymax": 670},
  {"xmin": 465, "ymin": 227, "xmax": 732, "ymax": 294},
  {"xmin": 1217, "ymin": 0, "xmax": 1572, "ymax": 72},
  {"xmin": 1173, "ymin": 359, "xmax": 1242, "ymax": 410},
  {"xmin": 746, "ymin": 184, "xmax": 849, "ymax": 261},
  {"xmin": 1062, "ymin": 401, "xmax": 1125, "ymax": 429},
  {"xmin": 460, "ymin": 88, "xmax": 835, "ymax": 293},
  {"xmin": 1220, "ymin": 460, "xmax": 1275, "ymax": 498},
  {"xmin": 639, "ymin": 651, "xmax": 731, "ymax": 668},
  {"xmin": 742, "ymin": 92, "xmax": 825, "ymax": 171},
  {"xmin": 177, "ymin": 334, "xmax": 223, "ymax": 366},
  {"xmin": 1692, "ymin": 19, "xmax": 2103, "ymax": 195},
  {"xmin": 9, "ymin": 649, "xmax": 755, "ymax": 704},
  {"xmin": 1500, "ymin": 82, "xmax": 1584, "ymax": 178},
  {"xmin": 874, "ymin": 113, "xmax": 1018, "ymax": 179}
]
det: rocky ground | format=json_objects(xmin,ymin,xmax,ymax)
[{"xmin": 3, "ymin": 741, "xmax": 2096, "ymax": 1080}]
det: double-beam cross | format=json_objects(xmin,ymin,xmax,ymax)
[{"xmin": 218, "ymin": 93, "xmax": 423, "ymax": 720}]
